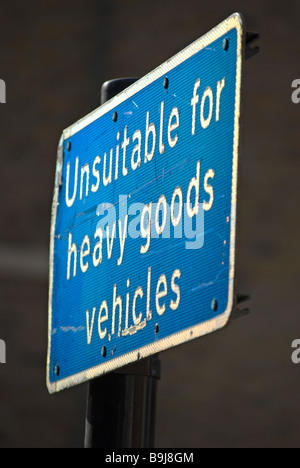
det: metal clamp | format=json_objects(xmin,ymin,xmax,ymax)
[
  {"xmin": 229, "ymin": 293, "xmax": 251, "ymax": 322},
  {"xmin": 245, "ymin": 31, "xmax": 260, "ymax": 60},
  {"xmin": 114, "ymin": 355, "xmax": 161, "ymax": 380}
]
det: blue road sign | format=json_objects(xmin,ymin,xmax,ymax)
[{"xmin": 47, "ymin": 13, "xmax": 244, "ymax": 393}]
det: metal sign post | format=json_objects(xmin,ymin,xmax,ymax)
[
  {"xmin": 84, "ymin": 79, "xmax": 161, "ymax": 449},
  {"xmin": 84, "ymin": 354, "xmax": 160, "ymax": 448}
]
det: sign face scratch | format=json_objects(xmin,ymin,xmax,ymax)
[{"xmin": 47, "ymin": 13, "xmax": 244, "ymax": 393}]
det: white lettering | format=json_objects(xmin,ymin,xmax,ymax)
[
  {"xmin": 67, "ymin": 233, "xmax": 77, "ymax": 280},
  {"xmin": 80, "ymin": 164, "xmax": 89, "ymax": 200},
  {"xmin": 159, "ymin": 101, "xmax": 165, "ymax": 154},
  {"xmin": 91, "ymin": 156, "xmax": 101, "ymax": 192},
  {"xmin": 145, "ymin": 111, "xmax": 156, "ymax": 163},
  {"xmin": 191, "ymin": 79, "xmax": 201, "ymax": 135},
  {"xmin": 155, "ymin": 195, "xmax": 168, "ymax": 235},
  {"xmin": 170, "ymin": 269, "xmax": 181, "ymax": 310},
  {"xmin": 200, "ymin": 87, "xmax": 214, "ymax": 129},
  {"xmin": 65, "ymin": 157, "xmax": 78, "ymax": 207},
  {"xmin": 156, "ymin": 274, "xmax": 168, "ymax": 316},
  {"xmin": 131, "ymin": 130, "xmax": 142, "ymax": 170},
  {"xmin": 122, "ymin": 126, "xmax": 130, "ymax": 176},
  {"xmin": 80, "ymin": 235, "xmax": 90, "ymax": 273},
  {"xmin": 168, "ymin": 107, "xmax": 180, "ymax": 148},
  {"xmin": 132, "ymin": 286, "xmax": 143, "ymax": 325},
  {"xmin": 186, "ymin": 161, "xmax": 200, "ymax": 217},
  {"xmin": 140, "ymin": 203, "xmax": 152, "ymax": 254},
  {"xmin": 118, "ymin": 215, "xmax": 128, "ymax": 266},
  {"xmin": 203, "ymin": 169, "xmax": 215, "ymax": 211},
  {"xmin": 98, "ymin": 301, "xmax": 108, "ymax": 339},
  {"xmin": 216, "ymin": 78, "xmax": 226, "ymax": 121},
  {"xmin": 86, "ymin": 307, "xmax": 96, "ymax": 344}
]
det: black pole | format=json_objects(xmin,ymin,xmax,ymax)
[
  {"xmin": 84, "ymin": 78, "xmax": 161, "ymax": 449},
  {"xmin": 84, "ymin": 356, "xmax": 161, "ymax": 448}
]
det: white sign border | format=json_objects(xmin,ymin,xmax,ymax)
[{"xmin": 47, "ymin": 12, "xmax": 245, "ymax": 393}]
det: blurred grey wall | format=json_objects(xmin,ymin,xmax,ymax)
[{"xmin": 0, "ymin": 0, "xmax": 299, "ymax": 447}]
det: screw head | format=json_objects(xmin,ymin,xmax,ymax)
[
  {"xmin": 101, "ymin": 346, "xmax": 107, "ymax": 358},
  {"xmin": 112, "ymin": 111, "xmax": 118, "ymax": 122},
  {"xmin": 163, "ymin": 77, "xmax": 169, "ymax": 89},
  {"xmin": 54, "ymin": 364, "xmax": 60, "ymax": 376},
  {"xmin": 211, "ymin": 299, "xmax": 218, "ymax": 312},
  {"xmin": 66, "ymin": 141, "xmax": 72, "ymax": 151},
  {"xmin": 223, "ymin": 38, "xmax": 229, "ymax": 51},
  {"xmin": 155, "ymin": 324, "xmax": 159, "ymax": 334}
]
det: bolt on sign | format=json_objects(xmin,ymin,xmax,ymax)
[{"xmin": 47, "ymin": 13, "xmax": 245, "ymax": 393}]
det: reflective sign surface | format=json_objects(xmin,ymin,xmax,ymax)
[{"xmin": 47, "ymin": 13, "xmax": 244, "ymax": 393}]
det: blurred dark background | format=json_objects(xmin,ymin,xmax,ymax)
[{"xmin": 0, "ymin": 0, "xmax": 299, "ymax": 448}]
